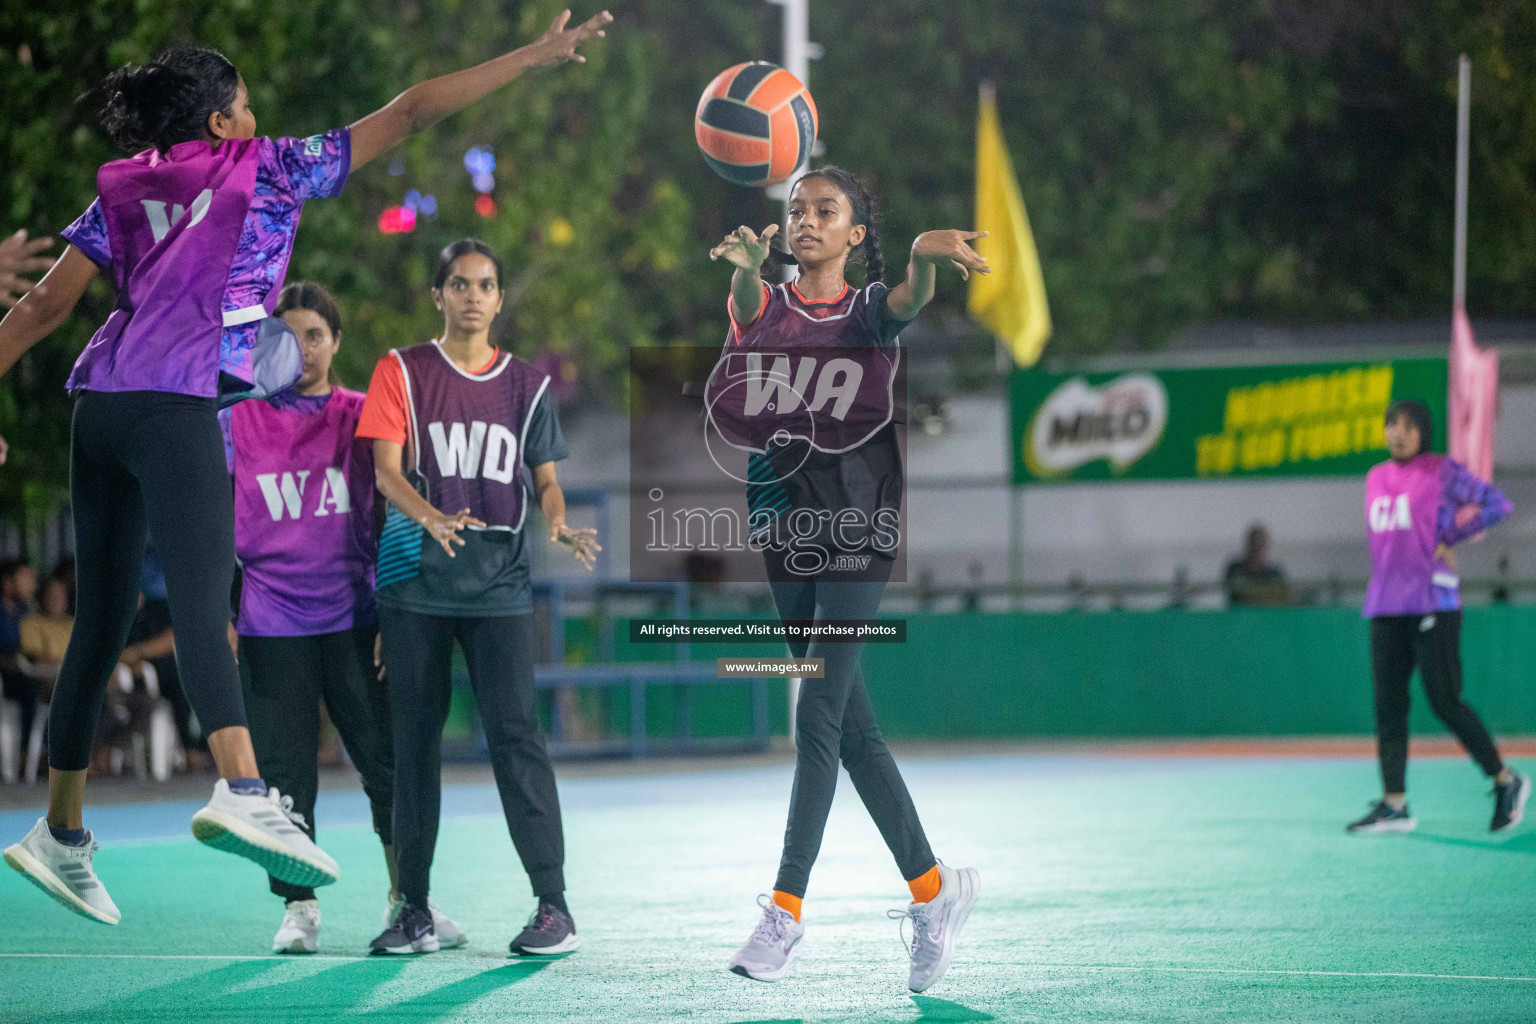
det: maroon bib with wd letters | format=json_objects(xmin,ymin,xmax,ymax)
[{"xmin": 394, "ymin": 341, "xmax": 551, "ymax": 533}]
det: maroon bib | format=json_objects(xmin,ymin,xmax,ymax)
[{"xmin": 395, "ymin": 342, "xmax": 550, "ymax": 532}]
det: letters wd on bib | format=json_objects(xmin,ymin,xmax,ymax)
[{"xmin": 1009, "ymin": 358, "xmax": 1449, "ymax": 483}]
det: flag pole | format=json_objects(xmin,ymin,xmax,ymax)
[
  {"xmin": 1454, "ymin": 54, "xmax": 1470, "ymax": 311},
  {"xmin": 980, "ymin": 81, "xmax": 1010, "ymax": 373},
  {"xmin": 980, "ymin": 79, "xmax": 1024, "ymax": 594}
]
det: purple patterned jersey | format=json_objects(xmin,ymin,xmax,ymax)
[{"xmin": 61, "ymin": 129, "xmax": 350, "ymax": 390}]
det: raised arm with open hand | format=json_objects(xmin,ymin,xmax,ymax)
[
  {"xmin": 348, "ymin": 9, "xmax": 613, "ymax": 171},
  {"xmin": 711, "ymin": 224, "xmax": 779, "ymax": 327},
  {"xmin": 0, "ymin": 230, "xmax": 54, "ymax": 309},
  {"xmin": 886, "ymin": 230, "xmax": 989, "ymax": 321}
]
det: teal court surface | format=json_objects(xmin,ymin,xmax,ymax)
[{"xmin": 2, "ymin": 745, "xmax": 1535, "ymax": 1023}]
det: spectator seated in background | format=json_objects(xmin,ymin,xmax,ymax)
[
  {"xmin": 0, "ymin": 559, "xmax": 39, "ymax": 780},
  {"xmin": 19, "ymin": 575, "xmax": 73, "ymax": 700},
  {"xmin": 1224, "ymin": 523, "xmax": 1290, "ymax": 607},
  {"xmin": 48, "ymin": 556, "xmax": 76, "ymax": 616}
]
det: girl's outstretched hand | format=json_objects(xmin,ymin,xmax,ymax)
[
  {"xmin": 425, "ymin": 507, "xmax": 487, "ymax": 557},
  {"xmin": 912, "ymin": 230, "xmax": 990, "ymax": 280},
  {"xmin": 0, "ymin": 230, "xmax": 54, "ymax": 309},
  {"xmin": 551, "ymin": 523, "xmax": 602, "ymax": 570},
  {"xmin": 710, "ymin": 224, "xmax": 779, "ymax": 271},
  {"xmin": 525, "ymin": 9, "xmax": 613, "ymax": 67}
]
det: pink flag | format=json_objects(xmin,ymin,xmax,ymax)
[{"xmin": 1449, "ymin": 304, "xmax": 1499, "ymax": 480}]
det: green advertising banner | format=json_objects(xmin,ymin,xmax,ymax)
[{"xmin": 1010, "ymin": 358, "xmax": 1448, "ymax": 483}]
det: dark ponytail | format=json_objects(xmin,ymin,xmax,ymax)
[
  {"xmin": 89, "ymin": 48, "xmax": 240, "ymax": 154},
  {"xmin": 274, "ymin": 281, "xmax": 344, "ymax": 386},
  {"xmin": 432, "ymin": 238, "xmax": 504, "ymax": 291},
  {"xmin": 768, "ymin": 167, "xmax": 885, "ymax": 285}
]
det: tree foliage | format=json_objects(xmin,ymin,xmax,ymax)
[{"xmin": 3, "ymin": 0, "xmax": 1536, "ymax": 522}]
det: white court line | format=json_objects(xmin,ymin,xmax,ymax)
[
  {"xmin": 976, "ymin": 963, "xmax": 1536, "ymax": 984},
  {"xmin": 0, "ymin": 953, "xmax": 377, "ymax": 962},
  {"xmin": 2, "ymin": 953, "xmax": 1534, "ymax": 983}
]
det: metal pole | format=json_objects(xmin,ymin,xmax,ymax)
[
  {"xmin": 766, "ymin": 0, "xmax": 822, "ymax": 280},
  {"xmin": 769, "ymin": 0, "xmax": 815, "ymax": 744},
  {"xmin": 787, "ymin": 676, "xmax": 800, "ymax": 749},
  {"xmin": 1009, "ymin": 486, "xmax": 1025, "ymax": 606},
  {"xmin": 1454, "ymin": 54, "xmax": 1471, "ymax": 310}
]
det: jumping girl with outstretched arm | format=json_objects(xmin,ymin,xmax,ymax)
[{"xmin": 0, "ymin": 10, "xmax": 611, "ymax": 928}]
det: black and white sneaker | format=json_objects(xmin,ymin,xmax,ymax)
[
  {"xmin": 369, "ymin": 901, "xmax": 439, "ymax": 955},
  {"xmin": 509, "ymin": 901, "xmax": 579, "ymax": 956},
  {"xmin": 1346, "ymin": 800, "xmax": 1416, "ymax": 833},
  {"xmin": 1491, "ymin": 772, "xmax": 1531, "ymax": 833}
]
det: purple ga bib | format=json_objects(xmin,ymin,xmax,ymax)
[{"xmin": 1363, "ymin": 454, "xmax": 1458, "ymax": 617}]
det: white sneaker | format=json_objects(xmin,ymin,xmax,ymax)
[
  {"xmin": 4, "ymin": 818, "xmax": 121, "ymax": 926},
  {"xmin": 189, "ymin": 781, "xmax": 339, "ymax": 889},
  {"xmin": 728, "ymin": 894, "xmax": 805, "ymax": 983},
  {"xmin": 890, "ymin": 862, "xmax": 979, "ymax": 993},
  {"xmin": 273, "ymin": 899, "xmax": 320, "ymax": 954},
  {"xmin": 386, "ymin": 893, "xmax": 468, "ymax": 949}
]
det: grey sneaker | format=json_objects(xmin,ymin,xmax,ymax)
[
  {"xmin": 386, "ymin": 893, "xmax": 468, "ymax": 948},
  {"xmin": 4, "ymin": 817, "xmax": 121, "ymax": 925},
  {"xmin": 370, "ymin": 901, "xmax": 439, "ymax": 955},
  {"xmin": 190, "ymin": 781, "xmax": 339, "ymax": 889},
  {"xmin": 509, "ymin": 900, "xmax": 579, "ymax": 955},
  {"xmin": 890, "ymin": 862, "xmax": 979, "ymax": 993},
  {"xmin": 728, "ymin": 894, "xmax": 805, "ymax": 983}
]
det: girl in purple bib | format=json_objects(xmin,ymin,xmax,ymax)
[
  {"xmin": 223, "ymin": 282, "xmax": 466, "ymax": 954},
  {"xmin": 710, "ymin": 168, "xmax": 987, "ymax": 992},
  {"xmin": 0, "ymin": 12, "xmax": 612, "ymax": 929},
  {"xmin": 1347, "ymin": 399, "xmax": 1527, "ymax": 835},
  {"xmin": 357, "ymin": 240, "xmax": 598, "ymax": 957}
]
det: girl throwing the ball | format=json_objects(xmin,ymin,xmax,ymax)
[{"xmin": 710, "ymin": 168, "xmax": 986, "ymax": 992}]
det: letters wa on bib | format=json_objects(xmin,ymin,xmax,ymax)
[{"xmin": 708, "ymin": 281, "xmax": 909, "ymax": 567}]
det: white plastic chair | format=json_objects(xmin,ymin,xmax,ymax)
[
  {"xmin": 0, "ymin": 699, "xmax": 19, "ymax": 784},
  {"xmin": 116, "ymin": 662, "xmax": 178, "ymax": 782}
]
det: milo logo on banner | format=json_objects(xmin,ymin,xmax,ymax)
[{"xmin": 1024, "ymin": 374, "xmax": 1168, "ymax": 476}]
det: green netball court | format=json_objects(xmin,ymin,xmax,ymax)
[{"xmin": 3, "ymin": 748, "xmax": 1534, "ymax": 1023}]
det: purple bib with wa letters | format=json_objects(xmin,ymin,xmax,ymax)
[
  {"xmin": 69, "ymin": 139, "xmax": 299, "ymax": 399},
  {"xmin": 396, "ymin": 342, "xmax": 551, "ymax": 532},
  {"xmin": 230, "ymin": 388, "xmax": 377, "ymax": 636}
]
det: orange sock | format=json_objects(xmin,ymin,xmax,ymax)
[
  {"xmin": 908, "ymin": 864, "xmax": 941, "ymax": 904},
  {"xmin": 771, "ymin": 890, "xmax": 802, "ymax": 922}
]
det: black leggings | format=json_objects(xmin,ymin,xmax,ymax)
[
  {"xmin": 50, "ymin": 391, "xmax": 246, "ymax": 771},
  {"xmin": 766, "ymin": 551, "xmax": 935, "ymax": 898},
  {"xmin": 1371, "ymin": 611, "xmax": 1504, "ymax": 794},
  {"xmin": 379, "ymin": 607, "xmax": 565, "ymax": 906},
  {"xmin": 239, "ymin": 626, "xmax": 393, "ymax": 902}
]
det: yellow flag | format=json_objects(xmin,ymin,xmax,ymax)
[{"xmin": 968, "ymin": 84, "xmax": 1051, "ymax": 366}]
